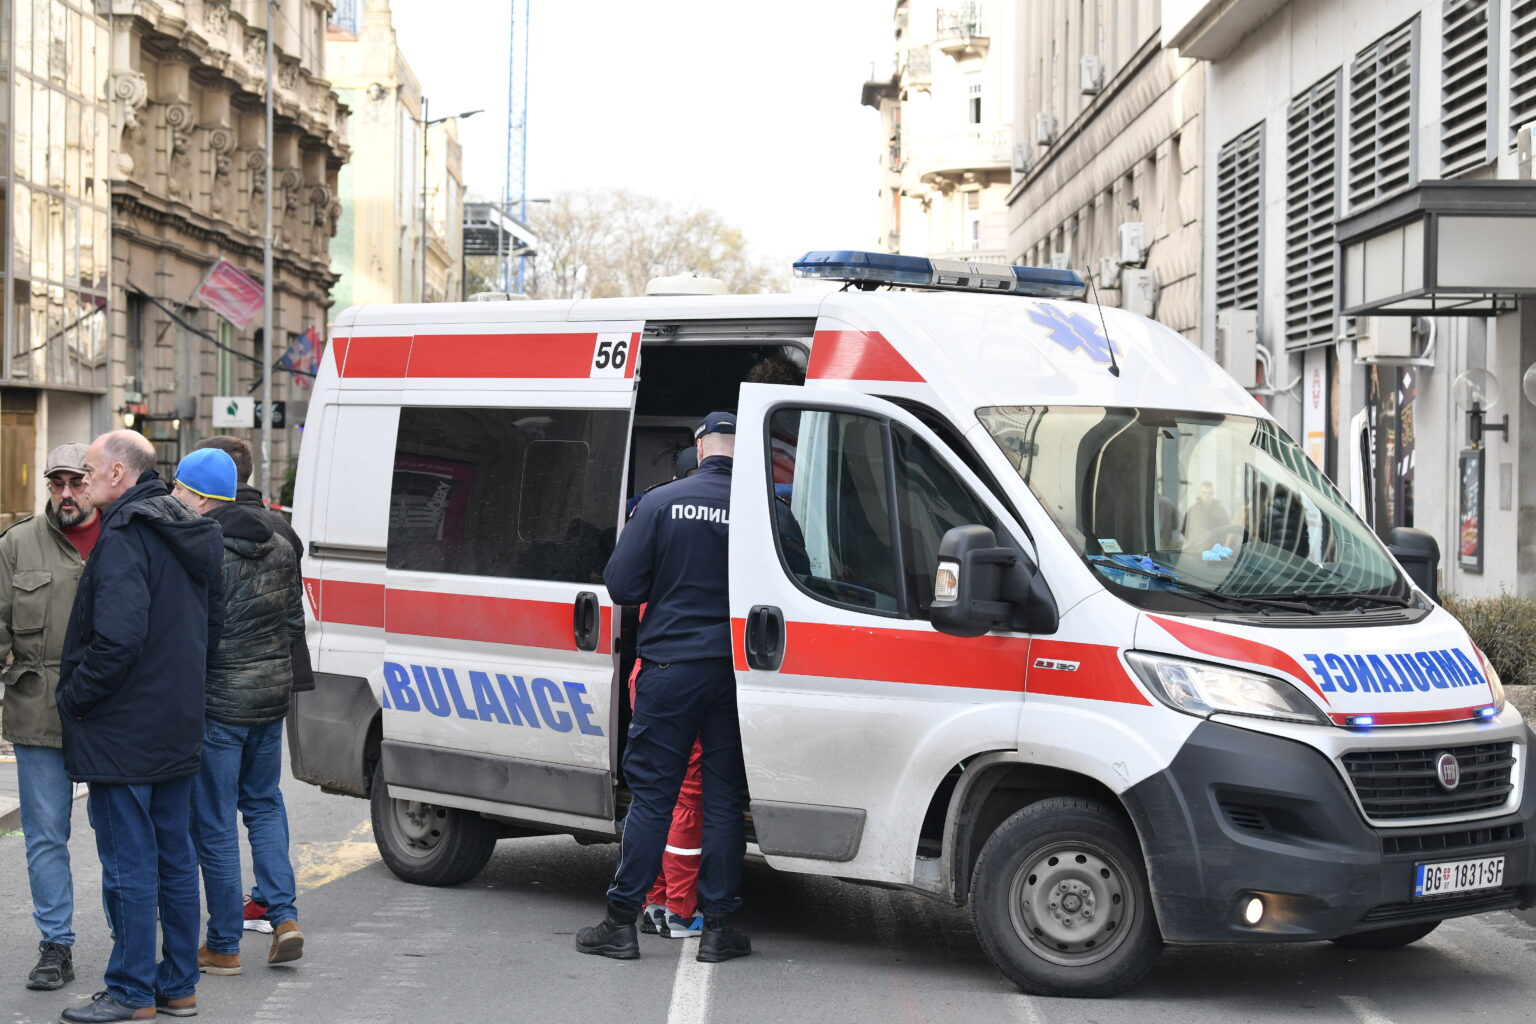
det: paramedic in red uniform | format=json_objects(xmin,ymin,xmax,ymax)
[{"xmin": 576, "ymin": 412, "xmax": 752, "ymax": 964}]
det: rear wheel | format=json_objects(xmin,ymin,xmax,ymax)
[
  {"xmin": 369, "ymin": 762, "xmax": 497, "ymax": 886},
  {"xmin": 969, "ymin": 797, "xmax": 1163, "ymax": 998},
  {"xmin": 1330, "ymin": 920, "xmax": 1440, "ymax": 949}
]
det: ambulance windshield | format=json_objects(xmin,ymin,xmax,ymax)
[{"xmin": 978, "ymin": 406, "xmax": 1416, "ymax": 614}]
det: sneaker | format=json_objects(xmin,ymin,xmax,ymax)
[
  {"xmin": 197, "ymin": 945, "xmax": 241, "ymax": 976},
  {"xmin": 57, "ymin": 991, "xmax": 155, "ymax": 1022},
  {"xmin": 575, "ymin": 916, "xmax": 639, "ymax": 960},
  {"xmin": 27, "ymin": 941, "xmax": 74, "ymax": 991},
  {"xmin": 268, "ymin": 920, "xmax": 304, "ymax": 965},
  {"xmin": 639, "ymin": 904, "xmax": 667, "ymax": 935},
  {"xmin": 662, "ymin": 913, "xmax": 704, "ymax": 939},
  {"xmin": 243, "ymin": 918, "xmax": 273, "ymax": 934},
  {"xmin": 154, "ymin": 994, "xmax": 198, "ymax": 1018},
  {"xmin": 696, "ymin": 914, "xmax": 751, "ymax": 963},
  {"xmin": 242, "ymin": 894, "xmax": 269, "ymax": 922}
]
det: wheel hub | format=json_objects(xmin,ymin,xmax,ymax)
[
  {"xmin": 392, "ymin": 799, "xmax": 445, "ymax": 853},
  {"xmin": 1008, "ymin": 844, "xmax": 1134, "ymax": 967}
]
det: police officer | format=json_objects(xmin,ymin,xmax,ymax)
[{"xmin": 576, "ymin": 411, "xmax": 751, "ymax": 964}]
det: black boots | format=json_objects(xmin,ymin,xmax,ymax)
[
  {"xmin": 697, "ymin": 913, "xmax": 752, "ymax": 963},
  {"xmin": 26, "ymin": 941, "xmax": 74, "ymax": 991},
  {"xmin": 575, "ymin": 905, "xmax": 639, "ymax": 960}
]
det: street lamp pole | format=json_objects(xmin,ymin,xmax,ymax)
[
  {"xmin": 419, "ymin": 102, "xmax": 482, "ymax": 301},
  {"xmin": 261, "ymin": 0, "xmax": 274, "ymax": 500}
]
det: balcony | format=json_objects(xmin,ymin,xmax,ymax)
[
  {"xmin": 917, "ymin": 126, "xmax": 1012, "ymax": 185},
  {"xmin": 901, "ymin": 45, "xmax": 932, "ymax": 87},
  {"xmin": 935, "ymin": 2, "xmax": 989, "ymax": 60}
]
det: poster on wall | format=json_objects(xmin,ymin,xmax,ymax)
[
  {"xmin": 1458, "ymin": 448, "xmax": 1484, "ymax": 574},
  {"xmin": 1302, "ymin": 348, "xmax": 1327, "ymax": 470}
]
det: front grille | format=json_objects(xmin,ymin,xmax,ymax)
[
  {"xmin": 1382, "ymin": 822, "xmax": 1525, "ymax": 857},
  {"xmin": 1342, "ymin": 742, "xmax": 1515, "ymax": 822},
  {"xmin": 1360, "ymin": 888, "xmax": 1520, "ymax": 923}
]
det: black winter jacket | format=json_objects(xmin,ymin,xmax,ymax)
[
  {"xmin": 57, "ymin": 473, "xmax": 225, "ymax": 784},
  {"xmin": 233, "ymin": 484, "xmax": 313, "ymax": 693},
  {"xmin": 205, "ymin": 501, "xmax": 305, "ymax": 727}
]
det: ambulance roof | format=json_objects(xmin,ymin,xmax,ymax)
[{"xmin": 334, "ymin": 290, "xmax": 1268, "ymax": 421}]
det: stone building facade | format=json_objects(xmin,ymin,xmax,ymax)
[{"xmin": 108, "ymin": 0, "xmax": 348, "ymax": 488}]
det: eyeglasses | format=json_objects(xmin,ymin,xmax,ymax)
[{"xmin": 47, "ymin": 477, "xmax": 86, "ymax": 493}]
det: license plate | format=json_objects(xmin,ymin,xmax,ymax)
[{"xmin": 1414, "ymin": 855, "xmax": 1505, "ymax": 899}]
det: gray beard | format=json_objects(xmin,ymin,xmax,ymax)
[{"xmin": 56, "ymin": 505, "xmax": 89, "ymax": 527}]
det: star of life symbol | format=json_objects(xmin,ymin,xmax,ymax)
[{"xmin": 1027, "ymin": 304, "xmax": 1119, "ymax": 365}]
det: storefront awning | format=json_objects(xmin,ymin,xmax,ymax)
[{"xmin": 1336, "ymin": 180, "xmax": 1536, "ymax": 316}]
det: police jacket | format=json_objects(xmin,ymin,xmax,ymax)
[
  {"xmin": 604, "ymin": 455, "xmax": 732, "ymax": 662},
  {"xmin": 204, "ymin": 501, "xmax": 305, "ymax": 727},
  {"xmin": 56, "ymin": 473, "xmax": 225, "ymax": 784},
  {"xmin": 0, "ymin": 507, "xmax": 87, "ymax": 748}
]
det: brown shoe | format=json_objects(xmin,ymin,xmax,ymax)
[
  {"xmin": 268, "ymin": 920, "xmax": 304, "ymax": 965},
  {"xmin": 198, "ymin": 945, "xmax": 241, "ymax": 975},
  {"xmin": 156, "ymin": 993, "xmax": 199, "ymax": 1017}
]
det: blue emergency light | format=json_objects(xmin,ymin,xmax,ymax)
[{"xmin": 794, "ymin": 250, "xmax": 1087, "ymax": 301}]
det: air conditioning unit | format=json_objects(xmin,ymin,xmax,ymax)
[
  {"xmin": 1035, "ymin": 111, "xmax": 1058, "ymax": 146},
  {"xmin": 1080, "ymin": 55, "xmax": 1105, "ymax": 96},
  {"xmin": 1098, "ymin": 255, "xmax": 1121, "ymax": 289},
  {"xmin": 1122, "ymin": 269, "xmax": 1159, "ymax": 318},
  {"xmin": 1354, "ymin": 316, "xmax": 1414, "ymax": 360},
  {"xmin": 1215, "ymin": 308, "xmax": 1259, "ymax": 388},
  {"xmin": 1049, "ymin": 251, "xmax": 1070, "ymax": 270},
  {"xmin": 1012, "ymin": 143, "xmax": 1033, "ymax": 174},
  {"xmin": 1118, "ymin": 222, "xmax": 1146, "ymax": 266},
  {"xmin": 1520, "ymin": 123, "xmax": 1536, "ymax": 179}
]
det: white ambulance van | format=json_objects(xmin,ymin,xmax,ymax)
[{"xmin": 290, "ymin": 251, "xmax": 1534, "ymax": 997}]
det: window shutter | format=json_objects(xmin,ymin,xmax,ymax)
[
  {"xmin": 1284, "ymin": 73, "xmax": 1339, "ymax": 351},
  {"xmin": 1511, "ymin": 0, "xmax": 1536, "ymax": 140},
  {"xmin": 1442, "ymin": 0, "xmax": 1491, "ymax": 176},
  {"xmin": 1349, "ymin": 20, "xmax": 1417, "ymax": 209},
  {"xmin": 1216, "ymin": 124, "xmax": 1264, "ymax": 313}
]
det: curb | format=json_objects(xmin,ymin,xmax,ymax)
[{"xmin": 0, "ymin": 798, "xmax": 19, "ymax": 833}]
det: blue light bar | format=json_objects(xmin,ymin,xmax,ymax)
[
  {"xmin": 794, "ymin": 250, "xmax": 1087, "ymax": 300},
  {"xmin": 1476, "ymin": 705, "xmax": 1498, "ymax": 719},
  {"xmin": 1344, "ymin": 715, "xmax": 1375, "ymax": 728}
]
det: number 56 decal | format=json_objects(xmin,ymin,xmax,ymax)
[{"xmin": 591, "ymin": 332, "xmax": 635, "ymax": 378}]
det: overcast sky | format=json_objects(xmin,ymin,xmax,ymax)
[{"xmin": 388, "ymin": 0, "xmax": 894, "ymax": 272}]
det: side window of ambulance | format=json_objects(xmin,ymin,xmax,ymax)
[
  {"xmin": 767, "ymin": 408, "xmax": 903, "ymax": 615},
  {"xmin": 892, "ymin": 425, "xmax": 998, "ymax": 617},
  {"xmin": 387, "ymin": 407, "xmax": 627, "ymax": 584}
]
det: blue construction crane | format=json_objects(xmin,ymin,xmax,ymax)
[{"xmin": 503, "ymin": 0, "xmax": 530, "ymax": 293}]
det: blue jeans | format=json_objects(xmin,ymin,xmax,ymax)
[
  {"xmin": 609, "ymin": 657, "xmax": 747, "ymax": 916},
  {"xmin": 190, "ymin": 718, "xmax": 297, "ymax": 954},
  {"xmin": 87, "ymin": 778, "xmax": 200, "ymax": 1007},
  {"xmin": 15, "ymin": 744, "xmax": 75, "ymax": 946}
]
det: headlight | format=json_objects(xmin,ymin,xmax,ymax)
[
  {"xmin": 1476, "ymin": 647, "xmax": 1506, "ymax": 715},
  {"xmin": 1126, "ymin": 652, "xmax": 1327, "ymax": 725}
]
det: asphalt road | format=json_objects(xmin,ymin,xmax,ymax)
[{"xmin": 3, "ymin": 758, "xmax": 1535, "ymax": 1024}]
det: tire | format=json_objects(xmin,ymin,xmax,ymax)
[
  {"xmin": 1330, "ymin": 920, "xmax": 1440, "ymax": 949},
  {"xmin": 369, "ymin": 761, "xmax": 497, "ymax": 886},
  {"xmin": 968, "ymin": 797, "xmax": 1163, "ymax": 998}
]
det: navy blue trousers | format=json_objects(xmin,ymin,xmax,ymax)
[{"xmin": 608, "ymin": 657, "xmax": 747, "ymax": 917}]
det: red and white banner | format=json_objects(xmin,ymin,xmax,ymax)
[{"xmin": 196, "ymin": 259, "xmax": 264, "ymax": 328}]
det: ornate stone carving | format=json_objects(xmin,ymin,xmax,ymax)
[
  {"xmin": 207, "ymin": 126, "xmax": 234, "ymax": 174},
  {"xmin": 244, "ymin": 31, "xmax": 265, "ymax": 69},
  {"xmin": 163, "ymin": 102, "xmax": 195, "ymax": 155},
  {"xmin": 110, "ymin": 70, "xmax": 149, "ymax": 130},
  {"xmin": 204, "ymin": 1, "xmax": 230, "ymax": 36},
  {"xmin": 277, "ymin": 61, "xmax": 298, "ymax": 93}
]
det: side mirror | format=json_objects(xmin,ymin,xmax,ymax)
[
  {"xmin": 930, "ymin": 524, "xmax": 1057, "ymax": 637},
  {"xmin": 1386, "ymin": 526, "xmax": 1439, "ymax": 602}
]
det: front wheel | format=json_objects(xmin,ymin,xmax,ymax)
[
  {"xmin": 369, "ymin": 761, "xmax": 497, "ymax": 886},
  {"xmin": 969, "ymin": 797, "xmax": 1163, "ymax": 998},
  {"xmin": 1330, "ymin": 920, "xmax": 1440, "ymax": 949}
]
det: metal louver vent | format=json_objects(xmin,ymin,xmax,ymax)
[
  {"xmin": 1442, "ymin": 0, "xmax": 1492, "ymax": 176},
  {"xmin": 1349, "ymin": 20, "xmax": 1417, "ymax": 209},
  {"xmin": 1216, "ymin": 124, "xmax": 1264, "ymax": 313},
  {"xmin": 1285, "ymin": 73, "xmax": 1339, "ymax": 351},
  {"xmin": 1512, "ymin": 0, "xmax": 1536, "ymax": 141}
]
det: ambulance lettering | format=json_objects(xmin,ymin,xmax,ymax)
[
  {"xmin": 1300, "ymin": 649, "xmax": 1485, "ymax": 695},
  {"xmin": 380, "ymin": 661, "xmax": 603, "ymax": 736}
]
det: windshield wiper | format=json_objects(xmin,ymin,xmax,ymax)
[{"xmin": 1086, "ymin": 557, "xmax": 1318, "ymax": 614}]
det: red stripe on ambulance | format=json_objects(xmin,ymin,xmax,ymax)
[
  {"xmin": 1149, "ymin": 614, "xmax": 1331, "ymax": 704},
  {"xmin": 732, "ymin": 618, "xmax": 1028, "ymax": 689},
  {"xmin": 807, "ymin": 330, "xmax": 926, "ymax": 383},
  {"xmin": 1026, "ymin": 640, "xmax": 1152, "ymax": 705},
  {"xmin": 330, "ymin": 331, "xmax": 640, "ymax": 380}
]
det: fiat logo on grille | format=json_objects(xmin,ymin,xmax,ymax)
[{"xmin": 1436, "ymin": 752, "xmax": 1462, "ymax": 792}]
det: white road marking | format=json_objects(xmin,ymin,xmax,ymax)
[
  {"xmin": 1340, "ymin": 994, "xmax": 1395, "ymax": 1024},
  {"xmin": 666, "ymin": 940, "xmax": 714, "ymax": 1024}
]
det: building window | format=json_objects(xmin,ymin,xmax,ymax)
[
  {"xmin": 1284, "ymin": 72, "xmax": 1340, "ymax": 351},
  {"xmin": 1215, "ymin": 123, "xmax": 1263, "ymax": 314},
  {"xmin": 1442, "ymin": 0, "xmax": 1492, "ymax": 176},
  {"xmin": 1348, "ymin": 19, "xmax": 1417, "ymax": 209},
  {"xmin": 216, "ymin": 318, "xmax": 235, "ymax": 395},
  {"xmin": 968, "ymin": 81, "xmax": 982, "ymax": 124},
  {"xmin": 1511, "ymin": 0, "xmax": 1536, "ymax": 141}
]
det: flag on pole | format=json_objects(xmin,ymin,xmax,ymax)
[
  {"xmin": 278, "ymin": 326, "xmax": 322, "ymax": 390},
  {"xmin": 195, "ymin": 259, "xmax": 265, "ymax": 329}
]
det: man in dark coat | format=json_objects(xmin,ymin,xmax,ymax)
[
  {"xmin": 55, "ymin": 430, "xmax": 224, "ymax": 1023},
  {"xmin": 171, "ymin": 448, "xmax": 307, "ymax": 976}
]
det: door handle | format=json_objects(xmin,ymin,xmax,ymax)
[
  {"xmin": 745, "ymin": 605, "xmax": 785, "ymax": 671},
  {"xmin": 573, "ymin": 592, "xmax": 600, "ymax": 652}
]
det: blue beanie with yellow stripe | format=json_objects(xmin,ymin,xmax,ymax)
[{"xmin": 175, "ymin": 447, "xmax": 237, "ymax": 502}]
